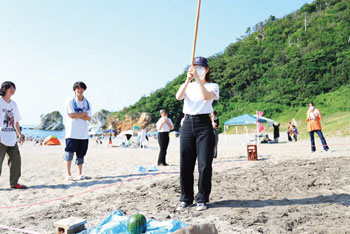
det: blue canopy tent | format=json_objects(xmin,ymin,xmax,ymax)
[
  {"xmin": 224, "ymin": 114, "xmax": 267, "ymax": 126},
  {"xmin": 223, "ymin": 114, "xmax": 273, "ymax": 144}
]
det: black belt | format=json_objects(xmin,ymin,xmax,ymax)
[{"xmin": 185, "ymin": 114, "xmax": 210, "ymax": 118}]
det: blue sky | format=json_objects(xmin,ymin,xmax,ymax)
[{"xmin": 0, "ymin": 0, "xmax": 313, "ymax": 125}]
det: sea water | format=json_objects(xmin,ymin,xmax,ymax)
[{"xmin": 21, "ymin": 125, "xmax": 65, "ymax": 139}]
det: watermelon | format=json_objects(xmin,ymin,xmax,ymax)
[{"xmin": 127, "ymin": 214, "xmax": 147, "ymax": 234}]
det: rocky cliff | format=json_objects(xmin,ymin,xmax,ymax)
[
  {"xmin": 36, "ymin": 111, "xmax": 64, "ymax": 131},
  {"xmin": 104, "ymin": 112, "xmax": 156, "ymax": 133},
  {"xmin": 89, "ymin": 109, "xmax": 110, "ymax": 133}
]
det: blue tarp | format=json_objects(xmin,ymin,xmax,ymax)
[
  {"xmin": 224, "ymin": 114, "xmax": 267, "ymax": 126},
  {"xmin": 104, "ymin": 129, "xmax": 117, "ymax": 133},
  {"xmin": 136, "ymin": 165, "xmax": 159, "ymax": 172},
  {"xmin": 79, "ymin": 210, "xmax": 188, "ymax": 234}
]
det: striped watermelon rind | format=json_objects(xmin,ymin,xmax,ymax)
[{"xmin": 127, "ymin": 214, "xmax": 147, "ymax": 234}]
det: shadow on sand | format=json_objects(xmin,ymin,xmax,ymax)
[
  {"xmin": 209, "ymin": 194, "xmax": 350, "ymax": 208},
  {"xmin": 24, "ymin": 171, "xmax": 179, "ymax": 190}
]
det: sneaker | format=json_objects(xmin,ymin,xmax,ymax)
[
  {"xmin": 79, "ymin": 175, "xmax": 92, "ymax": 180},
  {"xmin": 196, "ymin": 202, "xmax": 207, "ymax": 211},
  {"xmin": 10, "ymin": 184, "xmax": 27, "ymax": 189},
  {"xmin": 176, "ymin": 202, "xmax": 191, "ymax": 211}
]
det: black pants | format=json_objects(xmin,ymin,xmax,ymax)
[
  {"xmin": 287, "ymin": 131, "xmax": 292, "ymax": 141},
  {"xmin": 180, "ymin": 114, "xmax": 215, "ymax": 204},
  {"xmin": 213, "ymin": 129, "xmax": 219, "ymax": 158},
  {"xmin": 157, "ymin": 132, "xmax": 169, "ymax": 165}
]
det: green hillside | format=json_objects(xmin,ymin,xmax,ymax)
[
  {"xmin": 274, "ymin": 84, "xmax": 350, "ymax": 139},
  {"xmin": 111, "ymin": 0, "xmax": 350, "ymax": 135},
  {"xmin": 225, "ymin": 84, "xmax": 350, "ymax": 138}
]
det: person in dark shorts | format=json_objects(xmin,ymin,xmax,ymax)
[{"xmin": 64, "ymin": 81, "xmax": 91, "ymax": 180}]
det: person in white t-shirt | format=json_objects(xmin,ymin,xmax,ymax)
[
  {"xmin": 0, "ymin": 81, "xmax": 26, "ymax": 189},
  {"xmin": 175, "ymin": 56, "xmax": 219, "ymax": 211},
  {"xmin": 156, "ymin": 109, "xmax": 174, "ymax": 166},
  {"xmin": 64, "ymin": 81, "xmax": 92, "ymax": 181}
]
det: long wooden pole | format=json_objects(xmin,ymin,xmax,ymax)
[{"xmin": 191, "ymin": 0, "xmax": 201, "ymax": 65}]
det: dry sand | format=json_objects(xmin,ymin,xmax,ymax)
[{"xmin": 0, "ymin": 134, "xmax": 350, "ymax": 234}]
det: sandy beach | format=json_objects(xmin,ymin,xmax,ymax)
[{"xmin": 1, "ymin": 134, "xmax": 350, "ymax": 233}]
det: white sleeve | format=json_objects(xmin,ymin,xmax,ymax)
[
  {"xmin": 314, "ymin": 109, "xmax": 320, "ymax": 116},
  {"xmin": 211, "ymin": 83, "xmax": 219, "ymax": 100},
  {"xmin": 168, "ymin": 118, "xmax": 174, "ymax": 128},
  {"xmin": 156, "ymin": 118, "xmax": 162, "ymax": 130},
  {"xmin": 66, "ymin": 99, "xmax": 75, "ymax": 115},
  {"xmin": 14, "ymin": 103, "xmax": 22, "ymax": 122},
  {"xmin": 178, "ymin": 83, "xmax": 186, "ymax": 100}
]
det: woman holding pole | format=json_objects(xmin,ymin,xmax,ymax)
[
  {"xmin": 175, "ymin": 0, "xmax": 219, "ymax": 211},
  {"xmin": 175, "ymin": 56, "xmax": 219, "ymax": 211}
]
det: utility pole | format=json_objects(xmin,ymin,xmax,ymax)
[
  {"xmin": 288, "ymin": 34, "xmax": 291, "ymax": 46},
  {"xmin": 304, "ymin": 13, "xmax": 307, "ymax": 31}
]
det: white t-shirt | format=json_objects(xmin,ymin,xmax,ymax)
[
  {"xmin": 180, "ymin": 82, "xmax": 219, "ymax": 115},
  {"xmin": 156, "ymin": 117, "xmax": 174, "ymax": 132},
  {"xmin": 65, "ymin": 96, "xmax": 91, "ymax": 139},
  {"xmin": 0, "ymin": 98, "xmax": 21, "ymax": 146}
]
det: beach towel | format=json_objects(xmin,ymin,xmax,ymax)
[{"xmin": 78, "ymin": 210, "xmax": 187, "ymax": 234}]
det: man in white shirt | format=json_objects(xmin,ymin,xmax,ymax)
[
  {"xmin": 64, "ymin": 81, "xmax": 91, "ymax": 180},
  {"xmin": 0, "ymin": 81, "xmax": 26, "ymax": 189},
  {"xmin": 156, "ymin": 109, "xmax": 174, "ymax": 166}
]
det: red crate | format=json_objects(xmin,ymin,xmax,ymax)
[{"xmin": 247, "ymin": 145, "xmax": 258, "ymax": 161}]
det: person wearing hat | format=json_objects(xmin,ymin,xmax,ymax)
[
  {"xmin": 156, "ymin": 109, "xmax": 174, "ymax": 166},
  {"xmin": 175, "ymin": 56, "xmax": 219, "ymax": 211}
]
